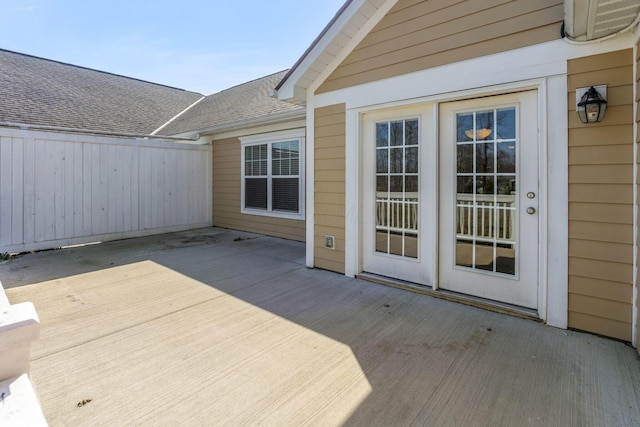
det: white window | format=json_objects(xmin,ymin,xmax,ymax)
[{"xmin": 240, "ymin": 129, "xmax": 305, "ymax": 220}]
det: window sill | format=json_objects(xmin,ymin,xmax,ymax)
[{"xmin": 241, "ymin": 208, "xmax": 305, "ymax": 221}]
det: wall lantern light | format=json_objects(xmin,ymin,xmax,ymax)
[{"xmin": 576, "ymin": 85, "xmax": 607, "ymax": 124}]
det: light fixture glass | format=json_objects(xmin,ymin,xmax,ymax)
[
  {"xmin": 464, "ymin": 128, "xmax": 492, "ymax": 140},
  {"xmin": 577, "ymin": 86, "xmax": 607, "ymax": 124}
]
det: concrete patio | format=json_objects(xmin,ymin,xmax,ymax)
[{"xmin": 1, "ymin": 227, "xmax": 639, "ymax": 426}]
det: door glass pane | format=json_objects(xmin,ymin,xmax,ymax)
[
  {"xmin": 375, "ymin": 118, "xmax": 419, "ymax": 259},
  {"xmin": 455, "ymin": 107, "xmax": 517, "ymax": 276}
]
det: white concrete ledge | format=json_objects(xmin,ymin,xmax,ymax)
[
  {"xmin": 0, "ymin": 280, "xmax": 46, "ymax": 425},
  {"xmin": 0, "ymin": 302, "xmax": 41, "ymax": 380},
  {"xmin": 0, "ymin": 374, "xmax": 48, "ymax": 426}
]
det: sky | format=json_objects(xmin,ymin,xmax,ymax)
[{"xmin": 0, "ymin": 0, "xmax": 347, "ymax": 95}]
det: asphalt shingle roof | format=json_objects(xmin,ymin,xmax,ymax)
[
  {"xmin": 0, "ymin": 49, "xmax": 204, "ymax": 135},
  {"xmin": 160, "ymin": 70, "xmax": 304, "ymax": 136}
]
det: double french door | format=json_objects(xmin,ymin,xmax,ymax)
[{"xmin": 361, "ymin": 91, "xmax": 539, "ymax": 309}]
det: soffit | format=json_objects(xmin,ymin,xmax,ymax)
[{"xmin": 567, "ymin": 0, "xmax": 640, "ymax": 40}]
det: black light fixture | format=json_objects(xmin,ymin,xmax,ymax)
[{"xmin": 577, "ymin": 86, "xmax": 607, "ymax": 124}]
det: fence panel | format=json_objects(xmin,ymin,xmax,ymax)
[{"xmin": 0, "ymin": 128, "xmax": 212, "ymax": 253}]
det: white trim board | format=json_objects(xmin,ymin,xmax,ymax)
[
  {"xmin": 208, "ymin": 120, "xmax": 306, "ymax": 142},
  {"xmin": 633, "ymin": 41, "xmax": 639, "ymax": 348},
  {"xmin": 240, "ymin": 128, "xmax": 306, "ymax": 221},
  {"xmin": 308, "ymin": 31, "xmax": 635, "ymax": 330},
  {"xmin": 314, "ymin": 35, "xmax": 634, "ymax": 110},
  {"xmin": 305, "ymin": 101, "xmax": 316, "ymax": 268},
  {"xmin": 341, "ymin": 77, "xmax": 567, "ymax": 328}
]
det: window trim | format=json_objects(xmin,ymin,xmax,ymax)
[{"xmin": 240, "ymin": 128, "xmax": 305, "ymax": 220}]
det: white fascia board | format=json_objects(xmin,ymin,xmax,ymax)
[
  {"xmin": 189, "ymin": 109, "xmax": 306, "ymax": 138},
  {"xmin": 277, "ymin": 0, "xmax": 366, "ymax": 101},
  {"xmin": 307, "ymin": 0, "xmax": 399, "ymax": 95},
  {"xmin": 313, "ymin": 34, "xmax": 634, "ymax": 110},
  {"xmin": 208, "ymin": 119, "xmax": 307, "ymax": 141},
  {"xmin": 277, "ymin": 0, "xmax": 399, "ymax": 103}
]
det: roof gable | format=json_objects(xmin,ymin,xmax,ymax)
[
  {"xmin": 275, "ymin": 0, "xmax": 397, "ymax": 105},
  {"xmin": 276, "ymin": 0, "xmax": 639, "ymax": 103},
  {"xmin": 0, "ymin": 49, "xmax": 204, "ymax": 135}
]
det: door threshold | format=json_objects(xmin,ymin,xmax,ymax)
[{"xmin": 357, "ymin": 272, "xmax": 540, "ymax": 322}]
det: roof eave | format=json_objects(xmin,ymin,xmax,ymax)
[
  {"xmin": 564, "ymin": 0, "xmax": 640, "ymax": 41},
  {"xmin": 171, "ymin": 109, "xmax": 307, "ymax": 139}
]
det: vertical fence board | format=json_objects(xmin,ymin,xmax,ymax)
[
  {"xmin": 42, "ymin": 141, "xmax": 56, "ymax": 242},
  {"xmin": 54, "ymin": 140, "xmax": 65, "ymax": 240},
  {"xmin": 82, "ymin": 143, "xmax": 93, "ymax": 235},
  {"xmin": 33, "ymin": 139, "xmax": 45, "ymax": 243},
  {"xmin": 130, "ymin": 145, "xmax": 139, "ymax": 231},
  {"xmin": 23, "ymin": 137, "xmax": 35, "ymax": 244},
  {"xmin": 73, "ymin": 143, "xmax": 84, "ymax": 237},
  {"xmin": 0, "ymin": 137, "xmax": 12, "ymax": 247},
  {"xmin": 122, "ymin": 145, "xmax": 132, "ymax": 232},
  {"xmin": 11, "ymin": 137, "xmax": 24, "ymax": 245},
  {"xmin": 64, "ymin": 141, "xmax": 75, "ymax": 239},
  {"xmin": 138, "ymin": 146, "xmax": 151, "ymax": 230},
  {"xmin": 151, "ymin": 148, "xmax": 163, "ymax": 229}
]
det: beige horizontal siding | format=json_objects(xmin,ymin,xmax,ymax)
[
  {"xmin": 314, "ymin": 104, "xmax": 346, "ymax": 273},
  {"xmin": 317, "ymin": 0, "xmax": 562, "ymax": 93},
  {"xmin": 567, "ymin": 49, "xmax": 634, "ymax": 342},
  {"xmin": 212, "ymin": 137, "xmax": 305, "ymax": 242},
  {"xmin": 636, "ymin": 41, "xmax": 640, "ymax": 351}
]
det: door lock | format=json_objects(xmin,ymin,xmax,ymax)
[{"xmin": 526, "ymin": 207, "xmax": 536, "ymax": 215}]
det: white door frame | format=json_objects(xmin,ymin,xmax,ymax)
[{"xmin": 344, "ymin": 77, "xmax": 568, "ymax": 327}]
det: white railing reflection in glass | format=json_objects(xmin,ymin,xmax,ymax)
[{"xmin": 456, "ymin": 194, "xmax": 515, "ymax": 242}]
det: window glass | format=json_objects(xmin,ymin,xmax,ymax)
[{"xmin": 245, "ymin": 178, "xmax": 267, "ymax": 209}]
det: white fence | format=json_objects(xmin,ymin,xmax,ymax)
[{"xmin": 0, "ymin": 128, "xmax": 212, "ymax": 253}]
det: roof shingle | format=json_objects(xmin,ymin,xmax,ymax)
[
  {"xmin": 159, "ymin": 70, "xmax": 304, "ymax": 136},
  {"xmin": 0, "ymin": 49, "xmax": 203, "ymax": 135}
]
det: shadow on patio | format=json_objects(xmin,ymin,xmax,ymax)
[{"xmin": 2, "ymin": 227, "xmax": 640, "ymax": 426}]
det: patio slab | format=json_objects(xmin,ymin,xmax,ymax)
[{"xmin": 1, "ymin": 227, "xmax": 639, "ymax": 426}]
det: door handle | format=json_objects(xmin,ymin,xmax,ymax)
[{"xmin": 526, "ymin": 207, "xmax": 536, "ymax": 215}]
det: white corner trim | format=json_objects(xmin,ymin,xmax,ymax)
[
  {"xmin": 344, "ymin": 109, "xmax": 361, "ymax": 278},
  {"xmin": 633, "ymin": 42, "xmax": 639, "ymax": 348},
  {"xmin": 545, "ymin": 76, "xmax": 569, "ymax": 329},
  {"xmin": 306, "ymin": 99, "xmax": 316, "ymax": 268}
]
